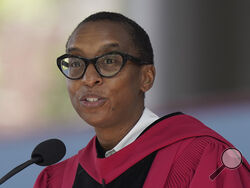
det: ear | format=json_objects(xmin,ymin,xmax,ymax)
[{"xmin": 140, "ymin": 65, "xmax": 156, "ymax": 93}]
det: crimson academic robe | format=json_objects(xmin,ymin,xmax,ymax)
[{"xmin": 34, "ymin": 113, "xmax": 250, "ymax": 188}]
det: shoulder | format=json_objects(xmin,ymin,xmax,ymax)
[
  {"xmin": 34, "ymin": 154, "xmax": 79, "ymax": 188},
  {"xmin": 165, "ymin": 136, "xmax": 250, "ymax": 188},
  {"xmin": 173, "ymin": 136, "xmax": 229, "ymax": 170}
]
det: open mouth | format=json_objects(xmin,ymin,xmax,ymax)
[
  {"xmin": 80, "ymin": 96, "xmax": 107, "ymax": 108},
  {"xmin": 85, "ymin": 97, "xmax": 99, "ymax": 102}
]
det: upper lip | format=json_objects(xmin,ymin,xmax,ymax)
[{"xmin": 79, "ymin": 93, "xmax": 106, "ymax": 101}]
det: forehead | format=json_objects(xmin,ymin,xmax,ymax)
[{"xmin": 67, "ymin": 21, "xmax": 135, "ymax": 57}]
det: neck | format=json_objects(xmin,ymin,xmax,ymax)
[{"xmin": 95, "ymin": 105, "xmax": 144, "ymax": 152}]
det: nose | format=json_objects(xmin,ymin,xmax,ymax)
[{"xmin": 81, "ymin": 63, "xmax": 103, "ymax": 87}]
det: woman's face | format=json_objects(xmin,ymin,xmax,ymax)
[{"xmin": 66, "ymin": 21, "xmax": 144, "ymax": 129}]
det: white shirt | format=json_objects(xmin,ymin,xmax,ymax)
[{"xmin": 105, "ymin": 108, "xmax": 159, "ymax": 157}]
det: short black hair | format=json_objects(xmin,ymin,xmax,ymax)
[{"xmin": 66, "ymin": 11, "xmax": 154, "ymax": 64}]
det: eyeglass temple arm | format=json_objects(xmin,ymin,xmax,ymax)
[{"xmin": 127, "ymin": 55, "xmax": 152, "ymax": 65}]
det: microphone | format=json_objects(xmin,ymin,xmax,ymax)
[{"xmin": 0, "ymin": 138, "xmax": 66, "ymax": 185}]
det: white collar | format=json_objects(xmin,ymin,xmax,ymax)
[{"xmin": 105, "ymin": 107, "xmax": 159, "ymax": 157}]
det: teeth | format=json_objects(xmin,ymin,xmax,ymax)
[{"xmin": 86, "ymin": 98, "xmax": 98, "ymax": 102}]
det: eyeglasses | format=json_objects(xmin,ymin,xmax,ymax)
[{"xmin": 57, "ymin": 51, "xmax": 152, "ymax": 79}]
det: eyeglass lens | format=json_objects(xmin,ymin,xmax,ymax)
[{"xmin": 60, "ymin": 54, "xmax": 123, "ymax": 78}]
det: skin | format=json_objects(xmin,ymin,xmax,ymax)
[{"xmin": 66, "ymin": 20, "xmax": 155, "ymax": 151}]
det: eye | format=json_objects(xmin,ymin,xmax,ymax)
[
  {"xmin": 70, "ymin": 62, "xmax": 81, "ymax": 67},
  {"xmin": 68, "ymin": 58, "xmax": 82, "ymax": 67},
  {"xmin": 104, "ymin": 58, "xmax": 115, "ymax": 64}
]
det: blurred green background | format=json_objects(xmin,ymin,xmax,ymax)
[{"xmin": 0, "ymin": 0, "xmax": 127, "ymax": 137}]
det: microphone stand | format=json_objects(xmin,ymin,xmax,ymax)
[{"xmin": 0, "ymin": 156, "xmax": 41, "ymax": 185}]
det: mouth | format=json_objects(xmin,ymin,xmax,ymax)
[{"xmin": 79, "ymin": 94, "xmax": 107, "ymax": 108}]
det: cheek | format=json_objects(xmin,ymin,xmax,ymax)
[
  {"xmin": 108, "ymin": 72, "xmax": 141, "ymax": 110},
  {"xmin": 66, "ymin": 81, "xmax": 79, "ymax": 108}
]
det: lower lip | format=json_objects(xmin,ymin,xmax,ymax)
[{"xmin": 80, "ymin": 98, "xmax": 107, "ymax": 108}]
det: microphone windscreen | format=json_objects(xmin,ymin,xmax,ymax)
[{"xmin": 31, "ymin": 139, "xmax": 66, "ymax": 166}]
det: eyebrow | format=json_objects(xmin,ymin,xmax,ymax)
[
  {"xmin": 66, "ymin": 47, "xmax": 83, "ymax": 54},
  {"xmin": 97, "ymin": 43, "xmax": 120, "ymax": 53},
  {"xmin": 66, "ymin": 43, "xmax": 121, "ymax": 55}
]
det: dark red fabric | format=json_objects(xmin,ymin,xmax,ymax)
[{"xmin": 34, "ymin": 114, "xmax": 250, "ymax": 188}]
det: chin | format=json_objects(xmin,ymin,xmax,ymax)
[
  {"xmin": 80, "ymin": 112, "xmax": 109, "ymax": 128},
  {"xmin": 75, "ymin": 102, "xmax": 116, "ymax": 128}
]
